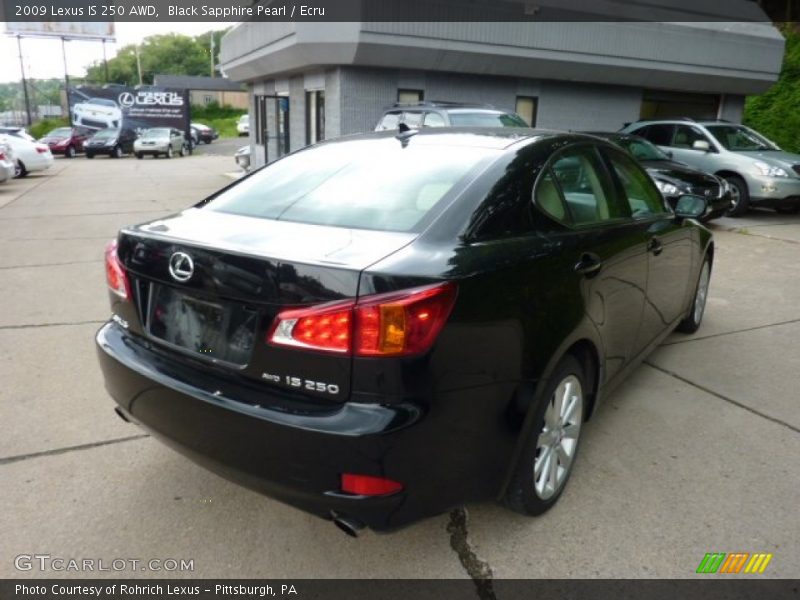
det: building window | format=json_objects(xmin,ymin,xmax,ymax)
[
  {"xmin": 306, "ymin": 90, "xmax": 325, "ymax": 145},
  {"xmin": 640, "ymin": 90, "xmax": 719, "ymax": 120},
  {"xmin": 398, "ymin": 89, "xmax": 424, "ymax": 104},
  {"xmin": 515, "ymin": 96, "xmax": 538, "ymax": 126},
  {"xmin": 203, "ymin": 94, "xmax": 214, "ymax": 105}
]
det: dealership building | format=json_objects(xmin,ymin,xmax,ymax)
[{"xmin": 219, "ymin": 14, "xmax": 785, "ymax": 168}]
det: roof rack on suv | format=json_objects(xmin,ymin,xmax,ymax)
[{"xmin": 390, "ymin": 101, "xmax": 496, "ymax": 109}]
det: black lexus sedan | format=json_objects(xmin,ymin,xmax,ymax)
[
  {"xmin": 96, "ymin": 129, "xmax": 713, "ymax": 534},
  {"xmin": 588, "ymin": 132, "xmax": 732, "ymax": 221}
]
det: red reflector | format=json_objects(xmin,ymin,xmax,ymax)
[
  {"xmin": 340, "ymin": 474, "xmax": 403, "ymax": 496},
  {"xmin": 104, "ymin": 239, "xmax": 131, "ymax": 300},
  {"xmin": 267, "ymin": 282, "xmax": 457, "ymax": 357}
]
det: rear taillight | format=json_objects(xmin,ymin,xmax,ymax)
[
  {"xmin": 267, "ymin": 282, "xmax": 457, "ymax": 357},
  {"xmin": 0, "ymin": 152, "xmax": 6, "ymax": 160},
  {"xmin": 105, "ymin": 239, "xmax": 130, "ymax": 299},
  {"xmin": 35, "ymin": 145, "xmax": 48, "ymax": 154},
  {"xmin": 340, "ymin": 473, "xmax": 403, "ymax": 496}
]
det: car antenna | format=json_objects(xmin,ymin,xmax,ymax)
[{"xmin": 395, "ymin": 122, "xmax": 418, "ymax": 147}]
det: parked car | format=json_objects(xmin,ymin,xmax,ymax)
[
  {"xmin": 97, "ymin": 129, "xmax": 713, "ymax": 534},
  {"xmin": 234, "ymin": 145, "xmax": 250, "ymax": 171},
  {"xmin": 72, "ymin": 97, "xmax": 122, "ymax": 130},
  {"xmin": 236, "ymin": 114, "xmax": 249, "ymax": 136},
  {"xmin": 85, "ymin": 128, "xmax": 139, "ymax": 159},
  {"xmin": 588, "ymin": 132, "xmax": 731, "ymax": 221},
  {"xmin": 133, "ymin": 128, "xmax": 186, "ymax": 159},
  {"xmin": 39, "ymin": 126, "xmax": 92, "ymax": 158},
  {"xmin": 0, "ymin": 133, "xmax": 53, "ymax": 177},
  {"xmin": 621, "ymin": 118, "xmax": 800, "ymax": 216},
  {"xmin": 191, "ymin": 122, "xmax": 219, "ymax": 144},
  {"xmin": 375, "ymin": 101, "xmax": 529, "ymax": 131},
  {"xmin": 0, "ymin": 126, "xmax": 36, "ymax": 142},
  {"xmin": 0, "ymin": 140, "xmax": 15, "ymax": 183}
]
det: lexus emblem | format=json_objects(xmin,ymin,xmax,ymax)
[
  {"xmin": 118, "ymin": 92, "xmax": 135, "ymax": 108},
  {"xmin": 168, "ymin": 252, "xmax": 194, "ymax": 282}
]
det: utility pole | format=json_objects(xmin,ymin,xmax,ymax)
[
  {"xmin": 61, "ymin": 37, "xmax": 71, "ymax": 125},
  {"xmin": 102, "ymin": 39, "xmax": 110, "ymax": 82},
  {"xmin": 16, "ymin": 36, "xmax": 32, "ymax": 126},
  {"xmin": 135, "ymin": 45, "xmax": 143, "ymax": 85},
  {"xmin": 210, "ymin": 34, "xmax": 215, "ymax": 77}
]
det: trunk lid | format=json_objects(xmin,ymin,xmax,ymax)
[{"xmin": 117, "ymin": 208, "xmax": 416, "ymax": 404}]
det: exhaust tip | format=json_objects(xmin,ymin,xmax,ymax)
[{"xmin": 331, "ymin": 512, "xmax": 365, "ymax": 538}]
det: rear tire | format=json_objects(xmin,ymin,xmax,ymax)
[
  {"xmin": 677, "ymin": 256, "xmax": 711, "ymax": 334},
  {"xmin": 113, "ymin": 146, "xmax": 123, "ymax": 159},
  {"xmin": 86, "ymin": 153, "xmax": 94, "ymax": 159},
  {"xmin": 65, "ymin": 146, "xmax": 76, "ymax": 159},
  {"xmin": 136, "ymin": 153, "xmax": 143, "ymax": 160},
  {"xmin": 724, "ymin": 175, "xmax": 749, "ymax": 217},
  {"xmin": 504, "ymin": 355, "xmax": 586, "ymax": 516},
  {"xmin": 15, "ymin": 160, "xmax": 27, "ymax": 178},
  {"xmin": 179, "ymin": 145, "xmax": 186, "ymax": 157}
]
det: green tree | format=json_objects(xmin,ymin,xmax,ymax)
[
  {"xmin": 84, "ymin": 29, "xmax": 229, "ymax": 85},
  {"xmin": 744, "ymin": 25, "xmax": 800, "ymax": 153}
]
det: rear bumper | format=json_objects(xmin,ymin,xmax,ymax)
[{"xmin": 96, "ymin": 322, "xmax": 517, "ymax": 531}]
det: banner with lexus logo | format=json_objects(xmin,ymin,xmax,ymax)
[{"xmin": 68, "ymin": 85, "xmax": 190, "ymax": 136}]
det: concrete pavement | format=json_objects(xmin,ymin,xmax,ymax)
[{"xmin": 0, "ymin": 156, "xmax": 798, "ymax": 582}]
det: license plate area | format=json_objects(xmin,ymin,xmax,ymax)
[{"xmin": 146, "ymin": 284, "xmax": 258, "ymax": 366}]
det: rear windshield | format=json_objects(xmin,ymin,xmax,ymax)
[
  {"xmin": 142, "ymin": 129, "xmax": 170, "ymax": 139},
  {"xmin": 93, "ymin": 129, "xmax": 119, "ymax": 139},
  {"xmin": 206, "ymin": 141, "xmax": 496, "ymax": 232},
  {"xmin": 448, "ymin": 112, "xmax": 528, "ymax": 128},
  {"xmin": 48, "ymin": 128, "xmax": 73, "ymax": 137}
]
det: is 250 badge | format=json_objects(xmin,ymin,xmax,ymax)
[{"xmin": 261, "ymin": 372, "xmax": 340, "ymax": 395}]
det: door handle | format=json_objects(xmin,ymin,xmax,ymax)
[
  {"xmin": 647, "ymin": 237, "xmax": 663, "ymax": 256},
  {"xmin": 574, "ymin": 252, "xmax": 603, "ymax": 277}
]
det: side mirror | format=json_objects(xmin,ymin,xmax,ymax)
[
  {"xmin": 674, "ymin": 194, "xmax": 707, "ymax": 220},
  {"xmin": 692, "ymin": 140, "xmax": 711, "ymax": 152}
]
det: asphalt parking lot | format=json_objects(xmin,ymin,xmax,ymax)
[{"xmin": 0, "ymin": 152, "xmax": 798, "ymax": 581}]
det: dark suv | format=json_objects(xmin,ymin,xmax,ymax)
[
  {"xmin": 375, "ymin": 101, "xmax": 528, "ymax": 130},
  {"xmin": 85, "ymin": 128, "xmax": 138, "ymax": 159}
]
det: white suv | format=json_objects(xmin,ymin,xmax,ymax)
[{"xmin": 622, "ymin": 119, "xmax": 800, "ymax": 216}]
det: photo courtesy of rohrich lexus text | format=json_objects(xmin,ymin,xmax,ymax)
[{"xmin": 0, "ymin": 0, "xmax": 798, "ymax": 598}]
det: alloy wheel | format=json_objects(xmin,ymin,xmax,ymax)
[
  {"xmin": 728, "ymin": 184, "xmax": 740, "ymax": 210},
  {"xmin": 694, "ymin": 262, "xmax": 711, "ymax": 325},
  {"xmin": 534, "ymin": 375, "xmax": 583, "ymax": 500}
]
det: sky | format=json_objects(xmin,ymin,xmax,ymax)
[{"xmin": 0, "ymin": 22, "xmax": 232, "ymax": 84}]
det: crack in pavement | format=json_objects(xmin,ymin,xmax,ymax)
[
  {"xmin": 644, "ymin": 362, "xmax": 800, "ymax": 435},
  {"xmin": 447, "ymin": 507, "xmax": 497, "ymax": 600},
  {"xmin": 0, "ymin": 434, "xmax": 149, "ymax": 466},
  {"xmin": 0, "ymin": 259, "xmax": 103, "ymax": 270},
  {"xmin": 0, "ymin": 319, "xmax": 106, "ymax": 330},
  {"xmin": 661, "ymin": 317, "xmax": 800, "ymax": 346}
]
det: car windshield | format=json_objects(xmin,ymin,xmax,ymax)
[
  {"xmin": 238, "ymin": 115, "xmax": 248, "ymax": 123},
  {"xmin": 206, "ymin": 141, "xmax": 496, "ymax": 232},
  {"xmin": 93, "ymin": 129, "xmax": 118, "ymax": 139},
  {"xmin": 705, "ymin": 125, "xmax": 779, "ymax": 152},
  {"xmin": 88, "ymin": 98, "xmax": 116, "ymax": 107},
  {"xmin": 142, "ymin": 129, "xmax": 170, "ymax": 139},
  {"xmin": 48, "ymin": 128, "xmax": 73, "ymax": 137},
  {"xmin": 614, "ymin": 136, "xmax": 670, "ymax": 161},
  {"xmin": 448, "ymin": 112, "xmax": 528, "ymax": 127}
]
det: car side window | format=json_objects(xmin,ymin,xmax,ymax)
[
  {"xmin": 672, "ymin": 125, "xmax": 710, "ymax": 149},
  {"xmin": 637, "ymin": 124, "xmax": 674, "ymax": 146},
  {"xmin": 377, "ymin": 112, "xmax": 401, "ymax": 130},
  {"xmin": 423, "ymin": 112, "xmax": 446, "ymax": 127},
  {"xmin": 603, "ymin": 148, "xmax": 667, "ymax": 218},
  {"xmin": 547, "ymin": 146, "xmax": 622, "ymax": 226},
  {"xmin": 403, "ymin": 112, "xmax": 423, "ymax": 128}
]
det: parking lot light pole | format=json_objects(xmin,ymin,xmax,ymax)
[{"xmin": 16, "ymin": 36, "xmax": 32, "ymax": 126}]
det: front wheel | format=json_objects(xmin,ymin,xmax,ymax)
[
  {"xmin": 112, "ymin": 146, "xmax": 123, "ymax": 159},
  {"xmin": 724, "ymin": 175, "xmax": 749, "ymax": 217},
  {"xmin": 676, "ymin": 257, "xmax": 711, "ymax": 334},
  {"xmin": 179, "ymin": 145, "xmax": 186, "ymax": 157},
  {"xmin": 166, "ymin": 147, "xmax": 173, "ymax": 159},
  {"xmin": 504, "ymin": 355, "xmax": 586, "ymax": 516},
  {"xmin": 135, "ymin": 153, "xmax": 143, "ymax": 160},
  {"xmin": 65, "ymin": 146, "xmax": 76, "ymax": 159},
  {"xmin": 86, "ymin": 153, "xmax": 95, "ymax": 159}
]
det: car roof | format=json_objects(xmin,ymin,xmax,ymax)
[{"xmin": 319, "ymin": 127, "xmax": 601, "ymax": 151}]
